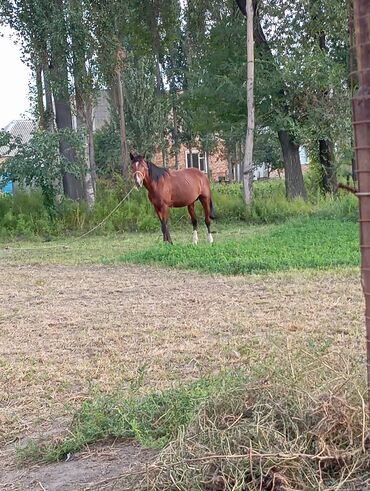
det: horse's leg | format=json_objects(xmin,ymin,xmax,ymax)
[
  {"xmin": 157, "ymin": 206, "xmax": 172, "ymax": 244},
  {"xmin": 188, "ymin": 203, "xmax": 198, "ymax": 244},
  {"xmin": 199, "ymin": 196, "xmax": 213, "ymax": 244},
  {"xmin": 155, "ymin": 206, "xmax": 171, "ymax": 244},
  {"xmin": 163, "ymin": 207, "xmax": 173, "ymax": 244}
]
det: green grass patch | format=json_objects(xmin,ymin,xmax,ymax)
[
  {"xmin": 119, "ymin": 218, "xmax": 359, "ymax": 275},
  {"xmin": 18, "ymin": 346, "xmax": 368, "ymax": 489},
  {"xmin": 18, "ymin": 373, "xmax": 243, "ymax": 463}
]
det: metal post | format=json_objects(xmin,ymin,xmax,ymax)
[{"xmin": 353, "ymin": 0, "xmax": 370, "ymax": 415}]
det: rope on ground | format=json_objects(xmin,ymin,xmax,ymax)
[
  {"xmin": 1, "ymin": 186, "xmax": 136, "ymax": 253},
  {"xmin": 69, "ymin": 186, "xmax": 135, "ymax": 243}
]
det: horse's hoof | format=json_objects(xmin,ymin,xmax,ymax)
[
  {"xmin": 192, "ymin": 230, "xmax": 198, "ymax": 245},
  {"xmin": 208, "ymin": 233, "xmax": 214, "ymax": 244}
]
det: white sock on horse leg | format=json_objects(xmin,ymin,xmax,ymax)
[
  {"xmin": 208, "ymin": 233, "xmax": 213, "ymax": 244},
  {"xmin": 193, "ymin": 230, "xmax": 198, "ymax": 244}
]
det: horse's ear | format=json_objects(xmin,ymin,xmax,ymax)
[
  {"xmin": 142, "ymin": 152, "xmax": 146, "ymax": 160},
  {"xmin": 130, "ymin": 152, "xmax": 135, "ymax": 161}
]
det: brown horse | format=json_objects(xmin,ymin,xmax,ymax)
[{"xmin": 130, "ymin": 153, "xmax": 215, "ymax": 244}]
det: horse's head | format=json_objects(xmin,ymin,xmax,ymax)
[{"xmin": 130, "ymin": 152, "xmax": 147, "ymax": 188}]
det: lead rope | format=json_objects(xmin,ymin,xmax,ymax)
[
  {"xmin": 1, "ymin": 186, "xmax": 136, "ymax": 253},
  {"xmin": 69, "ymin": 186, "xmax": 135, "ymax": 243}
]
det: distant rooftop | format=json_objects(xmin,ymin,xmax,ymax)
[{"xmin": 0, "ymin": 119, "xmax": 35, "ymax": 157}]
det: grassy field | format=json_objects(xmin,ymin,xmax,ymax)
[
  {"xmin": 2, "ymin": 215, "xmax": 368, "ymax": 489},
  {"xmin": 1, "ymin": 216, "xmax": 359, "ymax": 273},
  {"xmin": 120, "ymin": 217, "xmax": 359, "ymax": 275}
]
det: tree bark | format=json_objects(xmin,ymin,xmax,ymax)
[
  {"xmin": 319, "ymin": 139, "xmax": 337, "ymax": 193},
  {"xmin": 318, "ymin": 30, "xmax": 337, "ymax": 193},
  {"xmin": 50, "ymin": 0, "xmax": 82, "ymax": 200},
  {"xmin": 75, "ymin": 93, "xmax": 96, "ymax": 208},
  {"xmin": 70, "ymin": 0, "xmax": 96, "ymax": 207},
  {"xmin": 54, "ymin": 98, "xmax": 82, "ymax": 200},
  {"xmin": 278, "ymin": 130, "xmax": 307, "ymax": 200},
  {"xmin": 35, "ymin": 63, "xmax": 46, "ymax": 130},
  {"xmin": 42, "ymin": 54, "xmax": 55, "ymax": 132},
  {"xmin": 243, "ymin": 0, "xmax": 254, "ymax": 204},
  {"xmin": 115, "ymin": 68, "xmax": 129, "ymax": 182},
  {"xmin": 172, "ymin": 103, "xmax": 180, "ymax": 170}
]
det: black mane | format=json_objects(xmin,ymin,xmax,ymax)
[{"xmin": 146, "ymin": 161, "xmax": 169, "ymax": 182}]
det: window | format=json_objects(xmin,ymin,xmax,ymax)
[{"xmin": 185, "ymin": 150, "xmax": 208, "ymax": 173}]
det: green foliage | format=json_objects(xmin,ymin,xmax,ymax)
[
  {"xmin": 4, "ymin": 130, "xmax": 83, "ymax": 215},
  {"xmin": 125, "ymin": 56, "xmax": 171, "ymax": 155},
  {"xmin": 0, "ymin": 179, "xmax": 359, "ymax": 240},
  {"xmin": 93, "ymin": 124, "xmax": 121, "ymax": 176},
  {"xmin": 120, "ymin": 218, "xmax": 359, "ymax": 275},
  {"xmin": 0, "ymin": 191, "xmax": 54, "ymax": 239},
  {"xmin": 18, "ymin": 372, "xmax": 241, "ymax": 462}
]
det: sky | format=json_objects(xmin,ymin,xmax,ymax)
[{"xmin": 0, "ymin": 26, "xmax": 31, "ymax": 130}]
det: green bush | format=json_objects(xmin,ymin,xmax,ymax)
[{"xmin": 0, "ymin": 178, "xmax": 359, "ymax": 240}]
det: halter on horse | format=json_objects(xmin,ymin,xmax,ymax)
[{"xmin": 130, "ymin": 153, "xmax": 215, "ymax": 244}]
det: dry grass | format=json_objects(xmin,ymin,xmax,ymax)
[
  {"xmin": 133, "ymin": 361, "xmax": 369, "ymax": 490},
  {"xmin": 0, "ymin": 262, "xmax": 365, "ymax": 469}
]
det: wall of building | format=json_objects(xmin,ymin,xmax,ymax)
[{"xmin": 153, "ymin": 143, "xmax": 229, "ymax": 181}]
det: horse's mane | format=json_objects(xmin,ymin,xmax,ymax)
[{"xmin": 146, "ymin": 161, "xmax": 169, "ymax": 182}]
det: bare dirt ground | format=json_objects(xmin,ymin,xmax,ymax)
[{"xmin": 0, "ymin": 263, "xmax": 364, "ymax": 490}]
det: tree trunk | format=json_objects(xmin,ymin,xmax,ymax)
[
  {"xmin": 86, "ymin": 99, "xmax": 97, "ymax": 192},
  {"xmin": 70, "ymin": 0, "xmax": 96, "ymax": 207},
  {"xmin": 243, "ymin": 0, "xmax": 254, "ymax": 204},
  {"xmin": 42, "ymin": 55, "xmax": 55, "ymax": 132},
  {"xmin": 278, "ymin": 130, "xmax": 307, "ymax": 200},
  {"xmin": 75, "ymin": 96, "xmax": 96, "ymax": 208},
  {"xmin": 50, "ymin": 1, "xmax": 81, "ymax": 200},
  {"xmin": 35, "ymin": 63, "xmax": 46, "ymax": 130},
  {"xmin": 115, "ymin": 69, "xmax": 129, "ymax": 182},
  {"xmin": 172, "ymin": 103, "xmax": 180, "ymax": 170},
  {"xmin": 54, "ymin": 98, "xmax": 82, "ymax": 200},
  {"xmin": 319, "ymin": 139, "xmax": 337, "ymax": 193},
  {"xmin": 236, "ymin": 0, "xmax": 307, "ymax": 199},
  {"xmin": 318, "ymin": 30, "xmax": 337, "ymax": 193}
]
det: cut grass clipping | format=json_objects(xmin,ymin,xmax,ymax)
[
  {"xmin": 118, "ymin": 218, "xmax": 359, "ymax": 275},
  {"xmin": 20, "ymin": 346, "xmax": 370, "ymax": 489}
]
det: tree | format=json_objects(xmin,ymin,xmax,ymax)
[
  {"xmin": 0, "ymin": 0, "xmax": 83, "ymax": 200},
  {"xmin": 48, "ymin": 0, "xmax": 83, "ymax": 200},
  {"xmin": 243, "ymin": 0, "xmax": 255, "ymax": 203},
  {"xmin": 87, "ymin": 0, "xmax": 132, "ymax": 183},
  {"xmin": 4, "ymin": 130, "xmax": 82, "ymax": 214},
  {"xmin": 260, "ymin": 0, "xmax": 349, "ymax": 195},
  {"xmin": 68, "ymin": 0, "xmax": 97, "ymax": 207}
]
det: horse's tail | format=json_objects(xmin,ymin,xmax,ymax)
[{"xmin": 210, "ymin": 198, "xmax": 216, "ymax": 219}]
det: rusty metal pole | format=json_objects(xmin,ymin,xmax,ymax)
[{"xmin": 353, "ymin": 0, "xmax": 370, "ymax": 416}]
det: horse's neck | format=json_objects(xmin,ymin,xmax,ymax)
[{"xmin": 143, "ymin": 177, "xmax": 155, "ymax": 193}]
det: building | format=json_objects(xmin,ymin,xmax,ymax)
[{"xmin": 153, "ymin": 142, "xmax": 229, "ymax": 182}]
